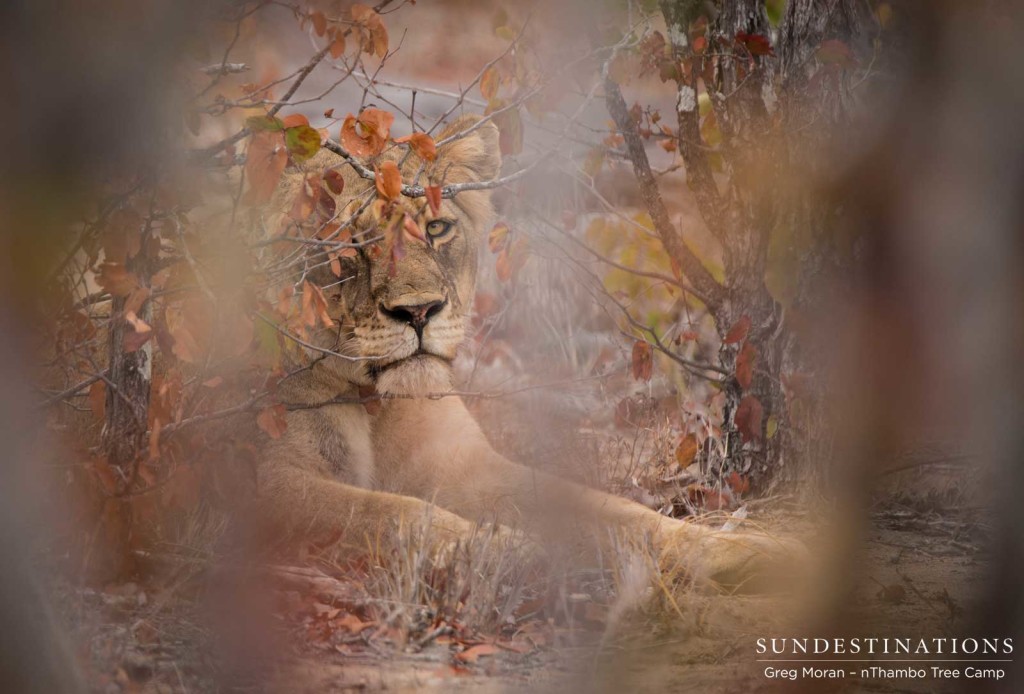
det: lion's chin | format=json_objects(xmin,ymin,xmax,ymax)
[{"xmin": 373, "ymin": 354, "xmax": 453, "ymax": 396}]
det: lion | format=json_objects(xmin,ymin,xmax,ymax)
[{"xmin": 255, "ymin": 114, "xmax": 793, "ymax": 589}]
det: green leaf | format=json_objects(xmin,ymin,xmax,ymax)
[
  {"xmin": 246, "ymin": 115, "xmax": 285, "ymax": 132},
  {"xmin": 285, "ymin": 124, "xmax": 322, "ymax": 162},
  {"xmin": 765, "ymin": 0, "xmax": 786, "ymax": 27},
  {"xmin": 254, "ymin": 319, "xmax": 281, "ymax": 368}
]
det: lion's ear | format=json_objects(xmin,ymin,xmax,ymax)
[{"xmin": 434, "ymin": 115, "xmax": 502, "ymax": 183}]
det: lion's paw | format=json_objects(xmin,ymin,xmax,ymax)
[{"xmin": 662, "ymin": 525, "xmax": 807, "ymax": 593}]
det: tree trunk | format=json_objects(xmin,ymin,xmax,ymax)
[{"xmin": 100, "ymin": 213, "xmax": 155, "ymax": 577}]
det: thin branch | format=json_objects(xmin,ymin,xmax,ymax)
[{"xmin": 603, "ymin": 78, "xmax": 725, "ymax": 310}]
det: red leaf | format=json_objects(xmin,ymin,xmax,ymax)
[
  {"xmin": 726, "ymin": 471, "xmax": 750, "ymax": 495},
  {"xmin": 735, "ymin": 341, "xmax": 757, "ymax": 390},
  {"xmin": 735, "ymin": 32, "xmax": 773, "ymax": 56},
  {"xmin": 735, "ymin": 395, "xmax": 764, "ymax": 443},
  {"xmin": 323, "ymin": 168, "xmax": 345, "ymax": 195},
  {"xmin": 723, "ymin": 315, "xmax": 751, "ymax": 344}
]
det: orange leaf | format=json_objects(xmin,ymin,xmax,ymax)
[
  {"xmin": 675, "ymin": 433, "xmax": 699, "ymax": 467},
  {"xmin": 723, "ymin": 315, "xmax": 751, "ymax": 344},
  {"xmin": 375, "ymin": 161, "xmax": 402, "ymax": 200},
  {"xmin": 403, "ymin": 213, "xmax": 424, "ymax": 241},
  {"xmin": 488, "ymin": 222, "xmax": 509, "ymax": 254},
  {"xmin": 311, "ymin": 11, "xmax": 327, "ymax": 36},
  {"xmin": 425, "ymin": 185, "xmax": 442, "ymax": 216},
  {"xmin": 351, "ymin": 4, "xmax": 375, "ymax": 22},
  {"xmin": 289, "ymin": 174, "xmax": 320, "ymax": 222},
  {"xmin": 96, "ymin": 262, "xmax": 139, "ymax": 297},
  {"xmin": 480, "ymin": 66, "xmax": 500, "ymax": 101},
  {"xmin": 735, "ymin": 341, "xmax": 757, "ymax": 390},
  {"xmin": 456, "ymin": 644, "xmax": 499, "ymax": 663},
  {"xmin": 340, "ymin": 108, "xmax": 394, "ymax": 157},
  {"xmin": 257, "ymin": 404, "xmax": 288, "ymax": 439},
  {"xmin": 330, "ymin": 34, "xmax": 346, "ymax": 59},
  {"xmin": 631, "ymin": 341, "xmax": 653, "ymax": 382},
  {"xmin": 245, "ymin": 130, "xmax": 288, "ymax": 204},
  {"xmin": 394, "ymin": 132, "xmax": 437, "ymax": 161},
  {"xmin": 367, "ymin": 20, "xmax": 389, "ymax": 58},
  {"xmin": 302, "ymin": 280, "xmax": 334, "ymax": 328},
  {"xmin": 281, "ymin": 114, "xmax": 310, "ymax": 128},
  {"xmin": 337, "ymin": 613, "xmax": 375, "ymax": 634}
]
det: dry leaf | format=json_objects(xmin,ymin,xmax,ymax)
[
  {"xmin": 374, "ymin": 161, "xmax": 402, "ymax": 200},
  {"xmin": 724, "ymin": 315, "xmax": 751, "ymax": 344},
  {"xmin": 257, "ymin": 404, "xmax": 288, "ymax": 439},
  {"xmin": 675, "ymin": 433, "xmax": 699, "ymax": 467},
  {"xmin": 456, "ymin": 644, "xmax": 499, "ymax": 663},
  {"xmin": 245, "ymin": 130, "xmax": 288, "ymax": 204},
  {"xmin": 631, "ymin": 341, "xmax": 653, "ymax": 381},
  {"xmin": 425, "ymin": 185, "xmax": 442, "ymax": 216},
  {"xmin": 340, "ymin": 108, "xmax": 394, "ymax": 157},
  {"xmin": 394, "ymin": 132, "xmax": 437, "ymax": 161},
  {"xmin": 735, "ymin": 341, "xmax": 757, "ymax": 390},
  {"xmin": 735, "ymin": 395, "xmax": 763, "ymax": 443}
]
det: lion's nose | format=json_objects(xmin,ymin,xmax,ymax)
[{"xmin": 380, "ymin": 298, "xmax": 447, "ymax": 331}]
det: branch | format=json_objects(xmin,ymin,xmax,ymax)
[
  {"xmin": 659, "ymin": 3, "xmax": 729, "ymax": 244},
  {"xmin": 189, "ymin": 44, "xmax": 332, "ymax": 163},
  {"xmin": 320, "ymin": 138, "xmax": 545, "ymax": 199},
  {"xmin": 603, "ymin": 78, "xmax": 725, "ymax": 311}
]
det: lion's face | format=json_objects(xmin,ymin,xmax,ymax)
[{"xmin": 308, "ymin": 116, "xmax": 501, "ymax": 395}]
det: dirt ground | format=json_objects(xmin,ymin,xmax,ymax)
[{"xmin": 52, "ymin": 475, "xmax": 989, "ymax": 693}]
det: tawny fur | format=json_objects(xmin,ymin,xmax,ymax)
[{"xmin": 255, "ymin": 115, "xmax": 791, "ymax": 586}]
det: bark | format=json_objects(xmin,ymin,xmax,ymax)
[{"xmin": 657, "ymin": 0, "xmax": 783, "ymax": 485}]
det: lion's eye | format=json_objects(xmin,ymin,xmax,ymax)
[{"xmin": 425, "ymin": 219, "xmax": 454, "ymax": 240}]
